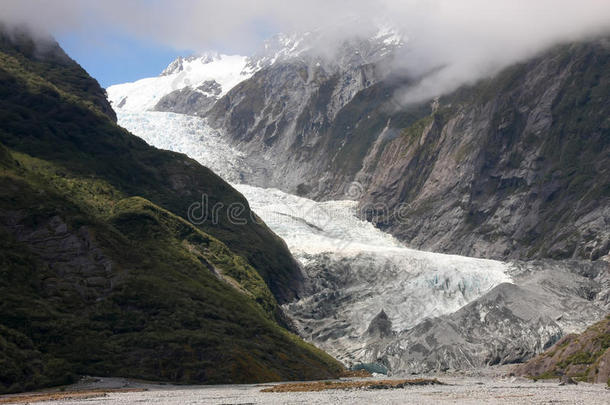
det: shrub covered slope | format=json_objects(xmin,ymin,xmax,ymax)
[{"xmin": 0, "ymin": 28, "xmax": 342, "ymax": 394}]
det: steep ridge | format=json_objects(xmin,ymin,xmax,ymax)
[
  {"xmin": 0, "ymin": 25, "xmax": 116, "ymax": 122},
  {"xmin": 205, "ymin": 32, "xmax": 404, "ymax": 191},
  {"xmin": 0, "ymin": 29, "xmax": 343, "ymax": 393},
  {"xmin": 0, "ymin": 29, "xmax": 303, "ymax": 304}
]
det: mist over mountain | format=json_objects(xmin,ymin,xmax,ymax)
[{"xmin": 2, "ymin": 0, "xmax": 610, "ymax": 102}]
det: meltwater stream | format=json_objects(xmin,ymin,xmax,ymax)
[{"xmin": 116, "ymin": 110, "xmax": 512, "ymax": 365}]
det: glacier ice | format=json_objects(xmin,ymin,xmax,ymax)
[
  {"xmin": 235, "ymin": 183, "xmax": 512, "ymax": 364},
  {"xmin": 114, "ymin": 108, "xmax": 513, "ymax": 365},
  {"xmin": 115, "ymin": 111, "xmax": 249, "ymax": 183}
]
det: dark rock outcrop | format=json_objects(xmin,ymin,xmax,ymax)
[
  {"xmin": 366, "ymin": 310, "xmax": 394, "ymax": 339},
  {"xmin": 154, "ymin": 80, "xmax": 222, "ymax": 115}
]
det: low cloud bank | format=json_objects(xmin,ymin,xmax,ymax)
[{"xmin": 2, "ymin": 0, "xmax": 609, "ymax": 103}]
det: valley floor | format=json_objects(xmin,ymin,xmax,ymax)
[{"xmin": 2, "ymin": 373, "xmax": 608, "ymax": 405}]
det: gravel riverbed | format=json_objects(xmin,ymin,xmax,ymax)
[{"xmin": 5, "ymin": 374, "xmax": 608, "ymax": 405}]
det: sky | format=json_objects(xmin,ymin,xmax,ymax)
[
  {"xmin": 56, "ymin": 31, "xmax": 190, "ymax": 88},
  {"xmin": 1, "ymin": 0, "xmax": 610, "ymax": 95}
]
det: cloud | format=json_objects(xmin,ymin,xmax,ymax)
[
  {"xmin": 1, "ymin": 0, "xmax": 610, "ymax": 101},
  {"xmin": 385, "ymin": 0, "xmax": 610, "ymax": 104}
]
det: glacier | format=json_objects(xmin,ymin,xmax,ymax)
[
  {"xmin": 114, "ymin": 107, "xmax": 514, "ymax": 366},
  {"xmin": 115, "ymin": 111, "xmax": 249, "ymax": 183},
  {"xmin": 233, "ymin": 183, "xmax": 511, "ymax": 331},
  {"xmin": 107, "ymin": 36, "xmax": 608, "ymax": 373},
  {"xmin": 234, "ymin": 183, "xmax": 512, "ymax": 364}
]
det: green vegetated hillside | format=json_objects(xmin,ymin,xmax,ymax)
[
  {"xmin": 513, "ymin": 314, "xmax": 610, "ymax": 384},
  {"xmin": 0, "ymin": 28, "xmax": 342, "ymax": 394},
  {"xmin": 0, "ymin": 28, "xmax": 304, "ymax": 304}
]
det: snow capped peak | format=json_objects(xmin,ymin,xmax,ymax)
[
  {"xmin": 160, "ymin": 52, "xmax": 222, "ymax": 76},
  {"xmin": 107, "ymin": 25, "xmax": 406, "ymax": 114},
  {"xmin": 160, "ymin": 56, "xmax": 186, "ymax": 76},
  {"xmin": 245, "ymin": 26, "xmax": 405, "ymax": 72},
  {"xmin": 247, "ymin": 32, "xmax": 311, "ymax": 70},
  {"xmin": 374, "ymin": 25, "xmax": 405, "ymax": 47},
  {"xmin": 107, "ymin": 52, "xmax": 252, "ymax": 112}
]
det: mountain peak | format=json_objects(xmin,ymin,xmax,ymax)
[{"xmin": 160, "ymin": 52, "xmax": 222, "ymax": 76}]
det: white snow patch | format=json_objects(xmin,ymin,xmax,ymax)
[{"xmin": 107, "ymin": 54, "xmax": 252, "ymax": 112}]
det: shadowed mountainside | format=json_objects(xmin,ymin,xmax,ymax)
[{"xmin": 0, "ymin": 27, "xmax": 342, "ymax": 394}]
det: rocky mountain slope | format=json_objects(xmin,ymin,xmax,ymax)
[
  {"xmin": 108, "ymin": 30, "xmax": 610, "ymax": 378},
  {"xmin": 0, "ymin": 27, "xmax": 343, "ymax": 394},
  {"xmin": 513, "ymin": 314, "xmax": 610, "ymax": 384},
  {"xmin": 154, "ymin": 34, "xmax": 609, "ymax": 262},
  {"xmin": 357, "ymin": 38, "xmax": 610, "ymax": 262},
  {"xmin": 204, "ymin": 30, "xmax": 404, "ymax": 193}
]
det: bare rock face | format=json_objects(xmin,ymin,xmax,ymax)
[
  {"xmin": 205, "ymin": 34, "xmax": 400, "ymax": 192},
  {"xmin": 196, "ymin": 37, "xmax": 609, "ymax": 262},
  {"xmin": 154, "ymin": 80, "xmax": 222, "ymax": 116},
  {"xmin": 357, "ymin": 39, "xmax": 610, "ymax": 262},
  {"xmin": 0, "ymin": 211, "xmax": 117, "ymax": 300}
]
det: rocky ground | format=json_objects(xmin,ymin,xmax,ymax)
[
  {"xmin": 514, "ymin": 315, "xmax": 610, "ymax": 383},
  {"xmin": 2, "ymin": 370, "xmax": 608, "ymax": 405}
]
